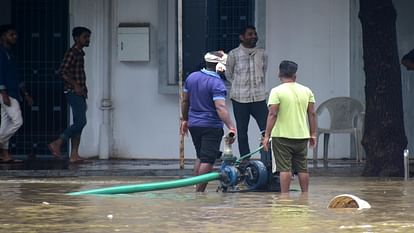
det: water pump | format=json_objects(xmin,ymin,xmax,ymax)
[{"xmin": 218, "ymin": 133, "xmax": 280, "ymax": 192}]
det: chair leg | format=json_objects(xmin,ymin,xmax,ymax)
[
  {"xmin": 357, "ymin": 129, "xmax": 364, "ymax": 162},
  {"xmin": 353, "ymin": 130, "xmax": 360, "ymax": 163},
  {"xmin": 323, "ymin": 133, "xmax": 330, "ymax": 167}
]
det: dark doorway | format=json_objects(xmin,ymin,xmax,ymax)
[
  {"xmin": 182, "ymin": 0, "xmax": 255, "ymax": 78},
  {"xmin": 11, "ymin": 0, "xmax": 69, "ymax": 157}
]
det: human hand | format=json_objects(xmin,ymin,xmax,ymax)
[
  {"xmin": 180, "ymin": 120, "xmax": 188, "ymax": 136},
  {"xmin": 225, "ymin": 128, "xmax": 237, "ymax": 144},
  {"xmin": 309, "ymin": 136, "xmax": 317, "ymax": 148},
  {"xmin": 1, "ymin": 92, "xmax": 11, "ymax": 106},
  {"xmin": 73, "ymin": 84, "xmax": 86, "ymax": 96},
  {"xmin": 25, "ymin": 94, "xmax": 34, "ymax": 107},
  {"xmin": 216, "ymin": 62, "xmax": 226, "ymax": 72},
  {"xmin": 262, "ymin": 135, "xmax": 270, "ymax": 151}
]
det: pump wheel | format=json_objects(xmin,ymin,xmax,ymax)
[
  {"xmin": 244, "ymin": 160, "xmax": 268, "ymax": 190},
  {"xmin": 220, "ymin": 164, "xmax": 239, "ymax": 190}
]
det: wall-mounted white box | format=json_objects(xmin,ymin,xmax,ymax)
[{"xmin": 117, "ymin": 26, "xmax": 149, "ymax": 61}]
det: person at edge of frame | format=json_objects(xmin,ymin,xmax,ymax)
[{"xmin": 0, "ymin": 24, "xmax": 34, "ymax": 163}]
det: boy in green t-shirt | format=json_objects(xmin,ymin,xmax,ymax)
[{"xmin": 262, "ymin": 60, "xmax": 317, "ymax": 194}]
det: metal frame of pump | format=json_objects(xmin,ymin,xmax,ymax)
[{"xmin": 217, "ymin": 133, "xmax": 280, "ymax": 193}]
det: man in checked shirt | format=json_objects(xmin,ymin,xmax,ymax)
[
  {"xmin": 48, "ymin": 27, "xmax": 91, "ymax": 163},
  {"xmin": 225, "ymin": 25, "xmax": 268, "ymax": 158}
]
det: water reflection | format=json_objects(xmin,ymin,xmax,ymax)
[{"xmin": 0, "ymin": 177, "xmax": 413, "ymax": 232}]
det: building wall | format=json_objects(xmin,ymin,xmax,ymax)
[
  {"xmin": 266, "ymin": 0, "xmax": 351, "ymax": 157},
  {"xmin": 68, "ymin": 0, "xmax": 377, "ymax": 159},
  {"xmin": 110, "ymin": 0, "xmax": 182, "ymax": 158},
  {"xmin": 69, "ymin": 0, "xmax": 108, "ymax": 157}
]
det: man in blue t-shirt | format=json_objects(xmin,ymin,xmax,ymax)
[{"xmin": 180, "ymin": 51, "xmax": 236, "ymax": 192}]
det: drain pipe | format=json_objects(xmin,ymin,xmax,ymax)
[
  {"xmin": 404, "ymin": 149, "xmax": 409, "ymax": 180},
  {"xmin": 98, "ymin": 0, "xmax": 113, "ymax": 159}
]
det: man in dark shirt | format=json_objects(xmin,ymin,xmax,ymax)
[
  {"xmin": 48, "ymin": 27, "xmax": 91, "ymax": 163},
  {"xmin": 402, "ymin": 49, "xmax": 414, "ymax": 70},
  {"xmin": 0, "ymin": 24, "xmax": 33, "ymax": 163}
]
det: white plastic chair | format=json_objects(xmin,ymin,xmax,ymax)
[{"xmin": 312, "ymin": 97, "xmax": 364, "ymax": 167}]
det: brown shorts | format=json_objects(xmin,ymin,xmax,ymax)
[{"xmin": 272, "ymin": 137, "xmax": 308, "ymax": 172}]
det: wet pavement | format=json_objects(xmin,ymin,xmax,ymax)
[{"xmin": 0, "ymin": 155, "xmax": 369, "ymax": 177}]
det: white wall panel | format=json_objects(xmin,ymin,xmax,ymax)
[
  {"xmin": 70, "ymin": 0, "xmax": 108, "ymax": 157},
  {"xmin": 266, "ymin": 0, "xmax": 351, "ymax": 158},
  {"xmin": 70, "ymin": 0, "xmax": 357, "ymax": 159}
]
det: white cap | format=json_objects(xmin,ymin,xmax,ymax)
[{"xmin": 204, "ymin": 51, "xmax": 227, "ymax": 65}]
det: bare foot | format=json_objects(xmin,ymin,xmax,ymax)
[
  {"xmin": 70, "ymin": 155, "xmax": 86, "ymax": 163},
  {"xmin": 48, "ymin": 143, "xmax": 63, "ymax": 159},
  {"xmin": 0, "ymin": 158, "xmax": 23, "ymax": 163},
  {"xmin": 0, "ymin": 151, "xmax": 22, "ymax": 163},
  {"xmin": 0, "ymin": 149, "xmax": 12, "ymax": 162},
  {"xmin": 0, "ymin": 156, "xmax": 13, "ymax": 162}
]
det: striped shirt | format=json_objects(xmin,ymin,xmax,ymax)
[
  {"xmin": 59, "ymin": 46, "xmax": 87, "ymax": 96},
  {"xmin": 225, "ymin": 44, "xmax": 267, "ymax": 103}
]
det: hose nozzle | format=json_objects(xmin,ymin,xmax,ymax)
[
  {"xmin": 225, "ymin": 130, "xmax": 236, "ymax": 145},
  {"xmin": 223, "ymin": 130, "xmax": 236, "ymax": 159}
]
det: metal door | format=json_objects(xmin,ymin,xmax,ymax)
[{"xmin": 11, "ymin": 0, "xmax": 69, "ymax": 157}]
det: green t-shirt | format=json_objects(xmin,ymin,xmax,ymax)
[{"xmin": 268, "ymin": 82, "xmax": 315, "ymax": 138}]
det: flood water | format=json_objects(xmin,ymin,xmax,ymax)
[{"xmin": 0, "ymin": 176, "xmax": 413, "ymax": 233}]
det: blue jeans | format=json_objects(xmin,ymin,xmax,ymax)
[
  {"xmin": 231, "ymin": 100, "xmax": 268, "ymax": 156},
  {"xmin": 60, "ymin": 93, "xmax": 87, "ymax": 141}
]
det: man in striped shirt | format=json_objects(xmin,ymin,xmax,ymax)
[
  {"xmin": 48, "ymin": 26, "xmax": 91, "ymax": 163},
  {"xmin": 225, "ymin": 25, "xmax": 268, "ymax": 157}
]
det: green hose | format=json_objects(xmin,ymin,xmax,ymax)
[
  {"xmin": 68, "ymin": 145, "xmax": 265, "ymax": 196},
  {"xmin": 68, "ymin": 172, "xmax": 221, "ymax": 195},
  {"xmin": 235, "ymin": 145, "xmax": 264, "ymax": 166}
]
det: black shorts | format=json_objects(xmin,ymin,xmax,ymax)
[{"xmin": 189, "ymin": 127, "xmax": 224, "ymax": 164}]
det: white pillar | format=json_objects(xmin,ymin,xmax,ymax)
[{"xmin": 98, "ymin": 0, "xmax": 113, "ymax": 159}]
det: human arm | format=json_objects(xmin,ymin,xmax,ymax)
[
  {"xmin": 214, "ymin": 99, "xmax": 236, "ymax": 136},
  {"xmin": 263, "ymin": 52, "xmax": 268, "ymax": 77},
  {"xmin": 307, "ymin": 102, "xmax": 317, "ymax": 148},
  {"xmin": 402, "ymin": 49, "xmax": 414, "ymax": 70},
  {"xmin": 215, "ymin": 99, "xmax": 236, "ymax": 144},
  {"xmin": 19, "ymin": 83, "xmax": 33, "ymax": 106},
  {"xmin": 224, "ymin": 51, "xmax": 235, "ymax": 82},
  {"xmin": 262, "ymin": 104, "xmax": 278, "ymax": 152},
  {"xmin": 180, "ymin": 92, "xmax": 190, "ymax": 136},
  {"xmin": 0, "ymin": 52, "xmax": 11, "ymax": 106},
  {"xmin": 402, "ymin": 58, "xmax": 414, "ymax": 70},
  {"xmin": 60, "ymin": 50, "xmax": 85, "ymax": 96}
]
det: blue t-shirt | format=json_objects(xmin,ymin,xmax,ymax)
[
  {"xmin": 0, "ymin": 45, "xmax": 21, "ymax": 99},
  {"xmin": 184, "ymin": 69, "xmax": 227, "ymax": 128}
]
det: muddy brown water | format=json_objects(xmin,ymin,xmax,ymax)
[{"xmin": 0, "ymin": 176, "xmax": 413, "ymax": 233}]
